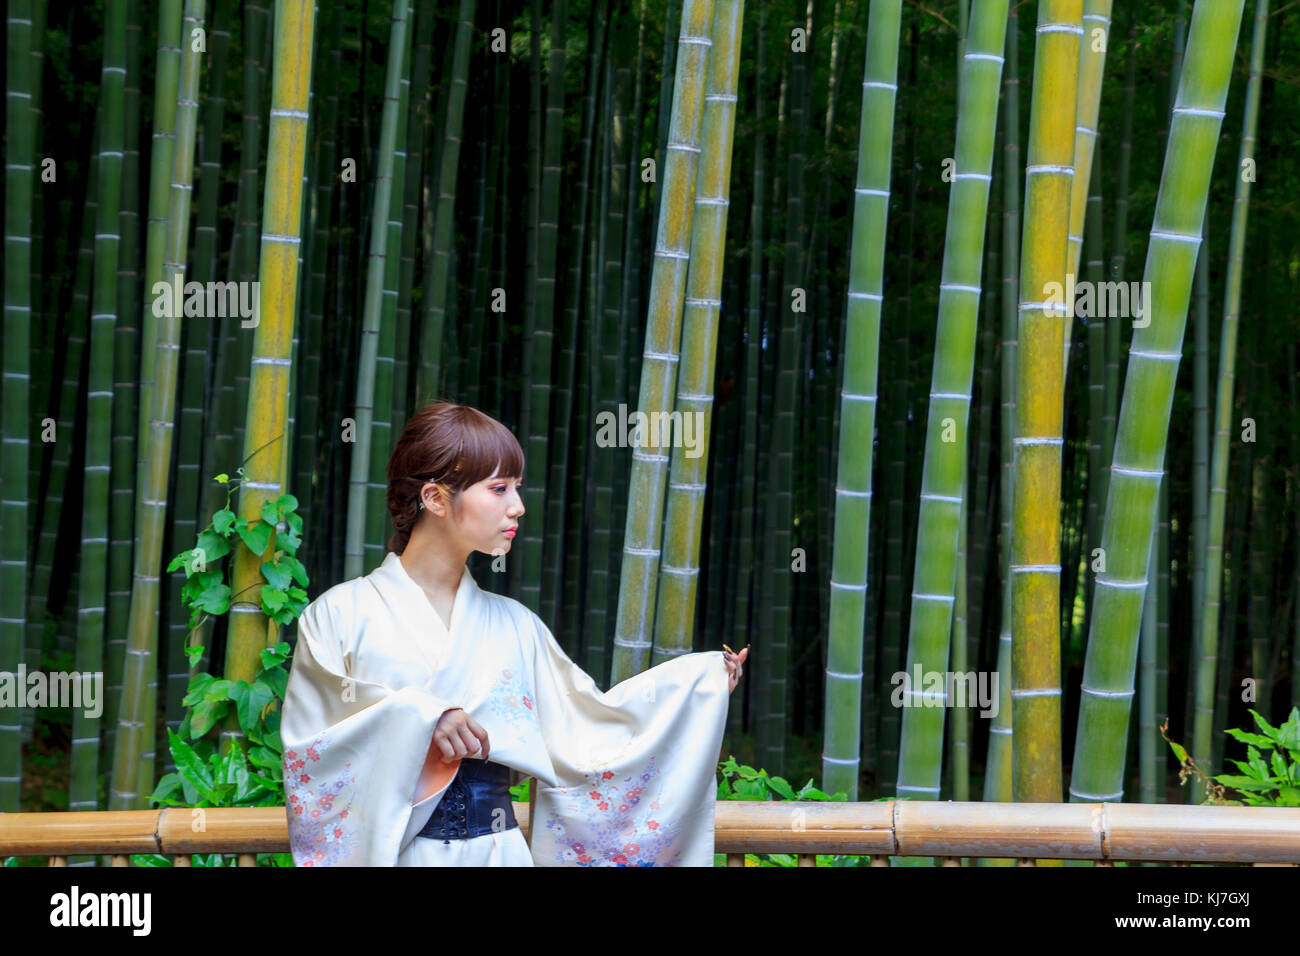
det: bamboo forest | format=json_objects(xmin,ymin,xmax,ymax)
[{"xmin": 2, "ymin": 0, "xmax": 1300, "ymax": 873}]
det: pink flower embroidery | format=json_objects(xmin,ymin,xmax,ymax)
[
  {"xmin": 589, "ymin": 791, "xmax": 601, "ymax": 800},
  {"xmin": 650, "ymin": 801, "xmax": 659, "ymax": 810},
  {"xmin": 286, "ymin": 750, "xmax": 298, "ymax": 759},
  {"xmin": 612, "ymin": 854, "xmax": 628, "ymax": 865},
  {"xmin": 334, "ymin": 828, "xmax": 343, "ymax": 839},
  {"xmin": 306, "ymin": 747, "xmax": 320, "ymax": 762},
  {"xmin": 624, "ymin": 843, "xmax": 640, "ymax": 854},
  {"xmin": 598, "ymin": 802, "xmax": 609, "ymax": 811},
  {"xmin": 647, "ymin": 820, "xmax": 659, "ymax": 830},
  {"xmin": 300, "ymin": 774, "xmax": 311, "ymax": 784},
  {"xmin": 602, "ymin": 771, "xmax": 614, "ymax": 780},
  {"xmin": 523, "ymin": 696, "xmax": 532, "ymax": 710}
]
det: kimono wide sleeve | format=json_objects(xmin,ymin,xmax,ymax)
[
  {"xmin": 525, "ymin": 613, "xmax": 732, "ymax": 867},
  {"xmin": 281, "ymin": 594, "xmax": 461, "ymax": 866}
]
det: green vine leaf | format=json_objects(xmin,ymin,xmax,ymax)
[
  {"xmin": 236, "ymin": 518, "xmax": 273, "ymax": 556},
  {"xmin": 278, "ymin": 554, "xmax": 309, "ymax": 587},
  {"xmin": 262, "ymin": 559, "xmax": 292, "ymax": 591},
  {"xmin": 212, "ymin": 507, "xmax": 236, "ymax": 534}
]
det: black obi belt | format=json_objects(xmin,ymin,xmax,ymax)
[{"xmin": 416, "ymin": 759, "xmax": 519, "ymax": 843}]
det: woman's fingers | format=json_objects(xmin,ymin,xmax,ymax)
[
  {"xmin": 467, "ymin": 715, "xmax": 491, "ymax": 760},
  {"xmin": 455, "ymin": 723, "xmax": 482, "ymax": 757},
  {"xmin": 435, "ymin": 732, "xmax": 458, "ymax": 762}
]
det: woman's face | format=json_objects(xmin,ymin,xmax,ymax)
[{"xmin": 427, "ymin": 467, "xmax": 524, "ymax": 556}]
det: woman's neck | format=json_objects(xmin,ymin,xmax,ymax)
[{"xmin": 398, "ymin": 532, "xmax": 468, "ymax": 597}]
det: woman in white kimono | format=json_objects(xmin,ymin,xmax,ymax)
[{"xmin": 282, "ymin": 402, "xmax": 749, "ymax": 866}]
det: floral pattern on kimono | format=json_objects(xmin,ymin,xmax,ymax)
[
  {"xmin": 484, "ymin": 665, "xmax": 539, "ymax": 744},
  {"xmin": 284, "ymin": 733, "xmax": 363, "ymax": 866},
  {"xmin": 538, "ymin": 756, "xmax": 685, "ymax": 867}
]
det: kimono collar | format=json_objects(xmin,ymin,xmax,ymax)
[{"xmin": 372, "ymin": 551, "xmax": 479, "ymax": 640}]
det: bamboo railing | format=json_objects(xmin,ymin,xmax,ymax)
[{"xmin": 3, "ymin": 800, "xmax": 1299, "ymax": 866}]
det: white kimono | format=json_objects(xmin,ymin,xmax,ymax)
[{"xmin": 281, "ymin": 551, "xmax": 732, "ymax": 866}]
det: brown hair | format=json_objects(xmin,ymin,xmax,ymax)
[{"xmin": 386, "ymin": 401, "xmax": 525, "ymax": 555}]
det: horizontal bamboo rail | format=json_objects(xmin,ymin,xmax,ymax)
[{"xmin": 2, "ymin": 801, "xmax": 1298, "ymax": 866}]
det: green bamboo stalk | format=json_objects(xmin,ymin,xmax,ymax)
[
  {"xmin": 1194, "ymin": 0, "xmax": 1268, "ymax": 802},
  {"xmin": 1084, "ymin": 142, "xmax": 1104, "ymax": 605},
  {"xmin": 104, "ymin": 3, "xmax": 182, "ymax": 760},
  {"xmin": 38, "ymin": 105, "xmax": 99, "ymax": 723},
  {"xmin": 821, "ymin": 0, "xmax": 904, "ymax": 801},
  {"xmin": 365, "ymin": 8, "xmax": 412, "ymax": 573},
  {"xmin": 814, "ymin": 1, "xmax": 846, "ymax": 634},
  {"xmin": 968, "ymin": 200, "xmax": 999, "ymax": 676},
  {"xmin": 415, "ymin": 0, "xmax": 476, "ymax": 403},
  {"xmin": 111, "ymin": 0, "xmax": 203, "ymax": 809},
  {"xmin": 293, "ymin": 11, "xmax": 342, "ymax": 539},
  {"xmin": 728, "ymin": 3, "xmax": 766, "ymax": 745},
  {"xmin": 165, "ymin": 0, "xmax": 234, "ymax": 752},
  {"xmin": 1063, "ymin": 0, "xmax": 1112, "ymax": 376},
  {"xmin": 519, "ymin": 0, "xmax": 567, "ymax": 613},
  {"xmin": 651, "ymin": 0, "xmax": 743, "ymax": 665},
  {"xmin": 102, "ymin": 0, "xmax": 142, "ymax": 766},
  {"xmin": 820, "ymin": 0, "xmax": 902, "ymax": 801},
  {"xmin": 69, "ymin": 1, "xmax": 127, "ymax": 852},
  {"xmin": 344, "ymin": 0, "xmax": 408, "ymax": 580},
  {"xmin": 191, "ymin": 0, "xmax": 234, "ymax": 288},
  {"xmin": 1101, "ymin": 5, "xmax": 1134, "ymax": 535},
  {"xmin": 21, "ymin": 0, "xmax": 47, "ymax": 622},
  {"xmin": 581, "ymin": 5, "xmax": 616, "ymax": 678},
  {"xmin": 878, "ymin": 13, "xmax": 919, "ymax": 793},
  {"xmin": 1247, "ymin": 452, "xmax": 1271, "ymax": 709},
  {"xmin": 132, "ymin": 0, "xmax": 186, "ymax": 546},
  {"xmin": 18, "ymin": 0, "xmax": 51, "ymax": 748},
  {"xmin": 610, "ymin": 0, "xmax": 715, "ymax": 684},
  {"xmin": 393, "ymin": 0, "xmax": 431, "ymax": 439},
  {"xmin": 1011, "ymin": 0, "xmax": 1081, "ymax": 807},
  {"xmin": 228, "ymin": 2, "xmax": 271, "ymax": 462},
  {"xmin": 557, "ymin": 0, "xmax": 606, "ymax": 654},
  {"xmin": 950, "ymin": 455, "xmax": 970, "ymax": 802},
  {"xmin": 1070, "ymin": 0, "xmax": 1246, "ymax": 805},
  {"xmin": 756, "ymin": 5, "xmax": 814, "ymax": 771},
  {"xmin": 464, "ymin": 0, "xmax": 503, "ymax": 412},
  {"xmin": 983, "ymin": 0, "xmax": 1018, "ymax": 812},
  {"xmin": 896, "ymin": 0, "xmax": 1007, "ymax": 803},
  {"xmin": 1138, "ymin": 514, "xmax": 1158, "ymax": 803},
  {"xmin": 1, "ymin": 0, "xmax": 36, "ymax": 811},
  {"xmin": 1189, "ymin": 205, "xmax": 1211, "ymax": 746}
]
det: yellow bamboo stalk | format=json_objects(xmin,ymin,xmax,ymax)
[
  {"xmin": 1011, "ymin": 0, "xmax": 1082, "ymax": 808},
  {"xmin": 224, "ymin": 0, "xmax": 316, "ymax": 748}
]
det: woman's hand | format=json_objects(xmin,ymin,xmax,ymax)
[
  {"xmin": 723, "ymin": 645, "xmax": 749, "ymax": 695},
  {"xmin": 432, "ymin": 707, "xmax": 490, "ymax": 762},
  {"xmin": 413, "ymin": 708, "xmax": 490, "ymax": 804}
]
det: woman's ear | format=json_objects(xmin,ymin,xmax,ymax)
[{"xmin": 431, "ymin": 481, "xmax": 454, "ymax": 516}]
